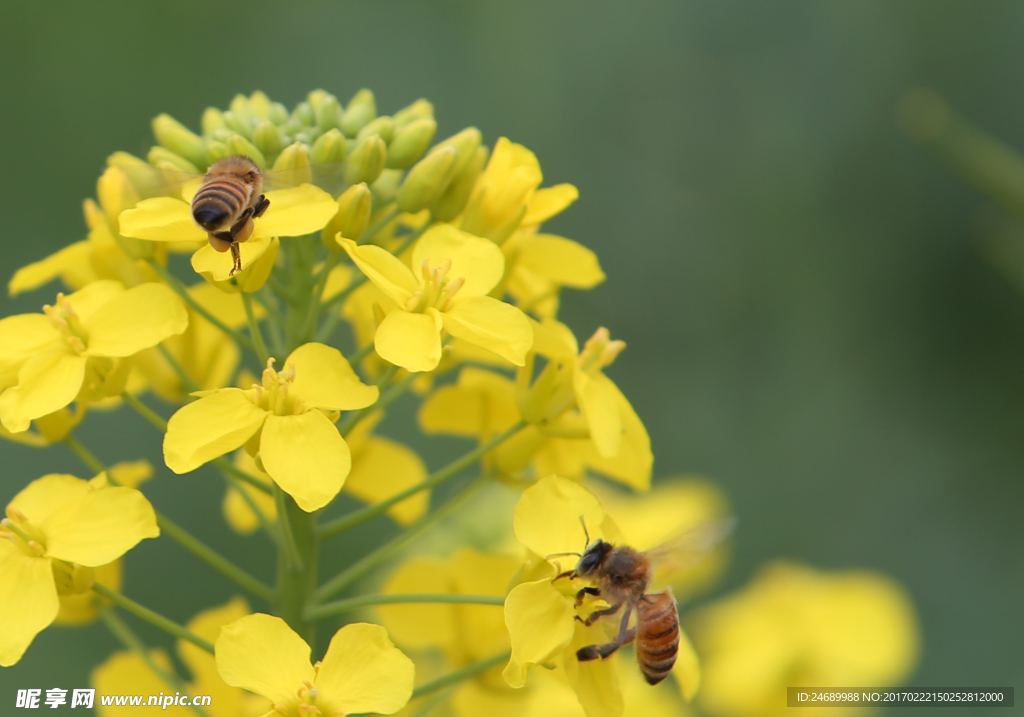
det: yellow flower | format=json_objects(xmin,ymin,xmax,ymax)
[
  {"xmin": 0, "ymin": 473, "xmax": 159, "ymax": 665},
  {"xmin": 0, "ymin": 281, "xmax": 188, "ymax": 433},
  {"xmin": 502, "ymin": 230, "xmax": 605, "ymax": 319},
  {"xmin": 459, "ymin": 137, "xmax": 579, "ymax": 244},
  {"xmin": 691, "ymin": 561, "xmax": 920, "ymax": 717},
  {"xmin": 163, "ymin": 342, "xmax": 378, "ymax": 512},
  {"xmin": 0, "ymin": 405, "xmax": 84, "ymax": 448},
  {"xmin": 92, "ymin": 597, "xmax": 270, "ymax": 717},
  {"xmin": 339, "ymin": 224, "xmax": 533, "ymax": 372},
  {"xmin": 216, "ymin": 613, "xmax": 414, "ymax": 717},
  {"xmin": 502, "ymin": 476, "xmax": 702, "ymax": 717},
  {"xmin": 119, "ymin": 184, "xmax": 339, "ymax": 292},
  {"xmin": 8, "ymin": 166, "xmax": 165, "ymax": 297}
]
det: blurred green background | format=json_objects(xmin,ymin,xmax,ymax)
[{"xmin": 1, "ymin": 0, "xmax": 1022, "ymax": 712}]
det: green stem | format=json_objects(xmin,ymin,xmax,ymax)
[
  {"xmin": 315, "ymin": 473, "xmax": 490, "ymax": 602},
  {"xmin": 242, "ymin": 292, "xmax": 270, "ymax": 365},
  {"xmin": 146, "ymin": 259, "xmax": 253, "ymax": 351},
  {"xmin": 319, "ymin": 421, "xmax": 525, "ymax": 540},
  {"xmin": 274, "ymin": 485, "xmax": 304, "ymax": 573},
  {"xmin": 273, "ymin": 491, "xmax": 320, "ymax": 649},
  {"xmin": 100, "ymin": 612, "xmax": 213, "ymax": 717},
  {"xmin": 410, "ymin": 688, "xmax": 455, "ymax": 717},
  {"xmin": 348, "ymin": 342, "xmax": 376, "ymax": 365},
  {"xmin": 157, "ymin": 513, "xmax": 273, "ymax": 602},
  {"xmin": 63, "ymin": 434, "xmax": 105, "ymax": 474},
  {"xmin": 411, "ymin": 651, "xmax": 511, "ymax": 699},
  {"xmin": 223, "ymin": 474, "xmax": 279, "ymax": 545},
  {"xmin": 299, "ymin": 250, "xmax": 341, "ymax": 341},
  {"xmin": 156, "ymin": 343, "xmax": 200, "ymax": 394},
  {"xmin": 306, "ymin": 593, "xmax": 504, "ymax": 622},
  {"xmin": 358, "ymin": 205, "xmax": 401, "ymax": 246},
  {"xmin": 121, "ymin": 391, "xmax": 167, "ymax": 431},
  {"xmin": 93, "ymin": 584, "xmax": 214, "ymax": 654}
]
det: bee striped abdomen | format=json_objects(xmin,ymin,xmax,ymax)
[
  {"xmin": 636, "ymin": 590, "xmax": 680, "ymax": 685},
  {"xmin": 192, "ymin": 178, "xmax": 250, "ymax": 231}
]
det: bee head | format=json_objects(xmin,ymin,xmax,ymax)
[{"xmin": 575, "ymin": 540, "xmax": 613, "ymax": 577}]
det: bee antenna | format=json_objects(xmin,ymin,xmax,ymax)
[{"xmin": 578, "ymin": 515, "xmax": 591, "ymax": 546}]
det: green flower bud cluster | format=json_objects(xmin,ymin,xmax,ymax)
[{"xmin": 142, "ymin": 89, "xmax": 487, "ymax": 223}]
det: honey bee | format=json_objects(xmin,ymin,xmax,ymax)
[
  {"xmin": 555, "ymin": 517, "xmax": 735, "ymax": 685},
  {"xmin": 191, "ymin": 155, "xmax": 270, "ymax": 276}
]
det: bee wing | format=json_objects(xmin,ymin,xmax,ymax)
[
  {"xmin": 261, "ymin": 162, "xmax": 349, "ymax": 197},
  {"xmin": 643, "ymin": 517, "xmax": 737, "ymax": 575},
  {"xmin": 118, "ymin": 163, "xmax": 203, "ymax": 201}
]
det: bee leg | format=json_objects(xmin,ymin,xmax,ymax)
[
  {"xmin": 227, "ymin": 207, "xmax": 256, "ymax": 240},
  {"xmin": 252, "ymin": 194, "xmax": 270, "ymax": 219},
  {"xmin": 579, "ymin": 601, "xmax": 621, "ymax": 626},
  {"xmin": 229, "ymin": 243, "xmax": 242, "ymax": 276},
  {"xmin": 575, "ymin": 586, "xmax": 601, "ymax": 607},
  {"xmin": 577, "ymin": 605, "xmax": 634, "ymax": 662}
]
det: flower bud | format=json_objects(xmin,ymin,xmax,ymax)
[
  {"xmin": 205, "ymin": 141, "xmax": 229, "ymax": 165},
  {"xmin": 386, "ymin": 118, "xmax": 437, "ymax": 169},
  {"xmin": 341, "ymin": 89, "xmax": 377, "ymax": 137},
  {"xmin": 310, "ymin": 128, "xmax": 346, "ymax": 165},
  {"xmin": 225, "ymin": 134, "xmax": 267, "ymax": 170},
  {"xmin": 229, "ymin": 94, "xmax": 256, "ymax": 121},
  {"xmin": 292, "ymin": 101, "xmax": 315, "ymax": 127},
  {"xmin": 273, "ymin": 141, "xmax": 311, "ymax": 173},
  {"xmin": 371, "ymin": 169, "xmax": 402, "ymax": 206},
  {"xmin": 267, "ymin": 102, "xmax": 289, "ymax": 125},
  {"xmin": 321, "ymin": 182, "xmax": 371, "ymax": 247},
  {"xmin": 253, "ymin": 120, "xmax": 284, "ymax": 163},
  {"xmin": 152, "ymin": 114, "xmax": 207, "ymax": 169},
  {"xmin": 431, "ymin": 127, "xmax": 483, "ymax": 175},
  {"xmin": 398, "ymin": 146, "xmax": 457, "ymax": 213},
  {"xmin": 357, "ymin": 116, "xmax": 394, "ymax": 145},
  {"xmin": 222, "ymin": 110, "xmax": 253, "ymax": 139},
  {"xmin": 344, "ymin": 134, "xmax": 387, "ymax": 185},
  {"xmin": 315, "ymin": 94, "xmax": 344, "ymax": 133},
  {"xmin": 147, "ymin": 146, "xmax": 200, "ymax": 174},
  {"xmin": 202, "ymin": 107, "xmax": 227, "ymax": 135},
  {"xmin": 293, "ymin": 129, "xmax": 321, "ymax": 146},
  {"xmin": 431, "ymin": 145, "xmax": 489, "ymax": 221},
  {"xmin": 248, "ymin": 90, "xmax": 272, "ymax": 118},
  {"xmin": 393, "ymin": 98, "xmax": 434, "ymax": 128},
  {"xmin": 307, "ymin": 89, "xmax": 329, "ymax": 111}
]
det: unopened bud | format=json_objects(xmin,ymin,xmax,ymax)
[
  {"xmin": 222, "ymin": 110, "xmax": 253, "ymax": 139},
  {"xmin": 430, "ymin": 127, "xmax": 482, "ymax": 175},
  {"xmin": 293, "ymin": 129, "xmax": 321, "ymax": 146},
  {"xmin": 253, "ymin": 120, "xmax": 284, "ymax": 163},
  {"xmin": 398, "ymin": 146, "xmax": 457, "ymax": 213},
  {"xmin": 225, "ymin": 134, "xmax": 267, "ymax": 170},
  {"xmin": 229, "ymin": 94, "xmax": 256, "ymax": 120},
  {"xmin": 147, "ymin": 146, "xmax": 199, "ymax": 174},
  {"xmin": 340, "ymin": 89, "xmax": 377, "ymax": 137},
  {"xmin": 344, "ymin": 134, "xmax": 387, "ymax": 185},
  {"xmin": 310, "ymin": 128, "xmax": 346, "ymax": 165},
  {"xmin": 393, "ymin": 98, "xmax": 434, "ymax": 128},
  {"xmin": 386, "ymin": 118, "xmax": 437, "ymax": 168},
  {"xmin": 152, "ymin": 114, "xmax": 208, "ymax": 169},
  {"xmin": 307, "ymin": 89, "xmax": 329, "ymax": 111},
  {"xmin": 267, "ymin": 101, "xmax": 289, "ymax": 125},
  {"xmin": 292, "ymin": 101, "xmax": 315, "ymax": 127},
  {"xmin": 431, "ymin": 145, "xmax": 489, "ymax": 221},
  {"xmin": 202, "ymin": 107, "xmax": 227, "ymax": 135},
  {"xmin": 356, "ymin": 116, "xmax": 394, "ymax": 145},
  {"xmin": 205, "ymin": 141, "xmax": 229, "ymax": 165},
  {"xmin": 370, "ymin": 169, "xmax": 402, "ymax": 206},
  {"xmin": 249, "ymin": 91, "xmax": 272, "ymax": 118},
  {"xmin": 321, "ymin": 182, "xmax": 371, "ymax": 247},
  {"xmin": 315, "ymin": 94, "xmax": 344, "ymax": 133},
  {"xmin": 273, "ymin": 141, "xmax": 311, "ymax": 174}
]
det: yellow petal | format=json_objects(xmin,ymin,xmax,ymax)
[
  {"xmin": 66, "ymin": 280, "xmax": 128, "ymax": 322},
  {"xmin": 453, "ymin": 679, "xmax": 532, "ymax": 717},
  {"xmin": 43, "ymin": 486, "xmax": 159, "ymax": 566},
  {"xmin": 418, "ymin": 367, "xmax": 519, "ymax": 437},
  {"xmin": 523, "ymin": 184, "xmax": 579, "ymax": 226},
  {"xmin": 345, "ymin": 436, "xmax": 428, "ymax": 525},
  {"xmin": 315, "ymin": 623, "xmax": 415, "ymax": 716},
  {"xmin": 573, "ymin": 370, "xmax": 622, "ymax": 458},
  {"xmin": 338, "ymin": 237, "xmax": 417, "ymax": 306},
  {"xmin": 375, "ymin": 308, "xmax": 444, "ymax": 372},
  {"xmin": 8, "ymin": 474, "xmax": 90, "ymax": 524},
  {"xmin": 55, "ymin": 559, "xmax": 120, "ymax": 626},
  {"xmin": 412, "ymin": 224, "xmax": 505, "ymax": 297},
  {"xmin": 450, "ymin": 548, "xmax": 520, "ymax": 660},
  {"xmin": 8, "ymin": 241, "xmax": 92, "ymax": 297},
  {"xmin": 529, "ymin": 318, "xmax": 579, "ymax": 359},
  {"xmin": 180, "ymin": 596, "xmax": 255, "ymax": 710},
  {"xmin": 286, "ymin": 342, "xmax": 379, "ymax": 410},
  {"xmin": 190, "ymin": 234, "xmax": 276, "ymax": 285},
  {"xmin": 216, "ymin": 613, "xmax": 315, "ymax": 707},
  {"xmin": 164, "ymin": 389, "xmax": 267, "ymax": 473},
  {"xmin": 0, "ymin": 347, "xmax": 86, "ymax": 433},
  {"xmin": 442, "ymin": 296, "xmax": 532, "ymax": 366},
  {"xmin": 0, "ymin": 543, "xmax": 58, "ymax": 666},
  {"xmin": 673, "ymin": 628, "xmax": 701, "ymax": 701},
  {"xmin": 188, "ymin": 281, "xmax": 251, "ymax": 328},
  {"xmin": 579, "ymin": 385, "xmax": 652, "ymax": 492},
  {"xmin": 565, "ymin": 626, "xmax": 624, "ymax": 717},
  {"xmin": 0, "ymin": 314, "xmax": 60, "ymax": 366},
  {"xmin": 502, "ymin": 579, "xmax": 575, "ymax": 688},
  {"xmin": 119, "ymin": 197, "xmax": 206, "ymax": 242},
  {"xmin": 259, "ymin": 411, "xmax": 351, "ymax": 512},
  {"xmin": 255, "ymin": 185, "xmax": 339, "ymax": 237},
  {"xmin": 516, "ymin": 234, "xmax": 604, "ymax": 288},
  {"xmin": 84, "ymin": 283, "xmax": 188, "ymax": 357},
  {"xmin": 377, "ymin": 557, "xmax": 456, "ymax": 650},
  {"xmin": 513, "ymin": 475, "xmax": 606, "ymax": 558}
]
